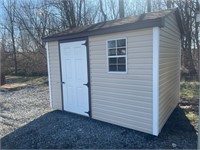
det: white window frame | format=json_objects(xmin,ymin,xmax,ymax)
[{"xmin": 106, "ymin": 38, "xmax": 127, "ymax": 74}]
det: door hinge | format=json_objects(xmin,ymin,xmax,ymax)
[
  {"xmin": 83, "ymin": 82, "xmax": 90, "ymax": 88},
  {"xmin": 85, "ymin": 111, "xmax": 91, "ymax": 116},
  {"xmin": 82, "ymin": 41, "xmax": 88, "ymax": 47}
]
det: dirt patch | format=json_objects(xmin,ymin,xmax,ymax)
[{"xmin": 0, "ymin": 83, "xmax": 27, "ymax": 90}]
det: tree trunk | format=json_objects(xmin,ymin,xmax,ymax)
[
  {"xmin": 147, "ymin": 0, "xmax": 151, "ymax": 12},
  {"xmin": 1, "ymin": 74, "xmax": 6, "ymax": 85},
  {"xmin": 119, "ymin": 0, "xmax": 124, "ymax": 18},
  {"xmin": 166, "ymin": 0, "xmax": 172, "ymax": 8},
  {"xmin": 196, "ymin": 0, "xmax": 200, "ymax": 81},
  {"xmin": 11, "ymin": 29, "xmax": 17, "ymax": 75}
]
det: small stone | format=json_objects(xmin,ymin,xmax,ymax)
[
  {"xmin": 172, "ymin": 143, "xmax": 177, "ymax": 148},
  {"xmin": 78, "ymin": 128, "xmax": 82, "ymax": 132}
]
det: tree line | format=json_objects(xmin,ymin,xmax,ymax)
[{"xmin": 0, "ymin": 0, "xmax": 199, "ymax": 80}]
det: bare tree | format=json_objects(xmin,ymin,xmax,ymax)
[
  {"xmin": 1, "ymin": 0, "xmax": 18, "ymax": 75},
  {"xmin": 15, "ymin": 0, "xmax": 53, "ymax": 52},
  {"xmin": 175, "ymin": 0, "xmax": 199, "ymax": 79},
  {"xmin": 0, "ymin": 31, "xmax": 6, "ymax": 84},
  {"xmin": 0, "ymin": 0, "xmax": 198, "ymax": 79},
  {"xmin": 99, "ymin": 0, "xmax": 107, "ymax": 21}
]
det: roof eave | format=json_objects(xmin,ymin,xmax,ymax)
[{"xmin": 42, "ymin": 18, "xmax": 164, "ymax": 42}]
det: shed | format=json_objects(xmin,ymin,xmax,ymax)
[{"xmin": 43, "ymin": 8, "xmax": 183, "ymax": 136}]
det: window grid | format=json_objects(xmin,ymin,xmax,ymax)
[{"xmin": 107, "ymin": 38, "xmax": 127, "ymax": 73}]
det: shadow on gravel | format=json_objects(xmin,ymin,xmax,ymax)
[{"xmin": 1, "ymin": 106, "xmax": 197, "ymax": 149}]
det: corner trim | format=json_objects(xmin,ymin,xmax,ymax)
[
  {"xmin": 153, "ymin": 27, "xmax": 160, "ymax": 136},
  {"xmin": 45, "ymin": 42, "xmax": 52, "ymax": 108},
  {"xmin": 178, "ymin": 39, "xmax": 181, "ymax": 103}
]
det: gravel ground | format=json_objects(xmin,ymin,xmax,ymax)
[
  {"xmin": 0, "ymin": 85, "xmax": 51, "ymax": 138},
  {"xmin": 0, "ymin": 84, "xmax": 198, "ymax": 149}
]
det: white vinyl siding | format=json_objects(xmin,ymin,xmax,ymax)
[
  {"xmin": 89, "ymin": 28, "xmax": 153, "ymax": 134},
  {"xmin": 48, "ymin": 41, "xmax": 62, "ymax": 110},
  {"xmin": 158, "ymin": 14, "xmax": 181, "ymax": 132}
]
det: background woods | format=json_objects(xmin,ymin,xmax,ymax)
[{"xmin": 0, "ymin": 0, "xmax": 199, "ymax": 80}]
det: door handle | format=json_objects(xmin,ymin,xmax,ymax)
[
  {"xmin": 83, "ymin": 82, "xmax": 89, "ymax": 88},
  {"xmin": 62, "ymin": 82, "xmax": 65, "ymax": 84}
]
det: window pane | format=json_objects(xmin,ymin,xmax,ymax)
[
  {"xmin": 109, "ymin": 65, "xmax": 117, "ymax": 71},
  {"xmin": 118, "ymin": 57, "xmax": 126, "ymax": 64},
  {"xmin": 117, "ymin": 48, "xmax": 126, "ymax": 55},
  {"xmin": 109, "ymin": 58, "xmax": 117, "ymax": 64},
  {"xmin": 117, "ymin": 39, "xmax": 126, "ymax": 47},
  {"xmin": 118, "ymin": 65, "xmax": 126, "ymax": 71},
  {"xmin": 107, "ymin": 39, "xmax": 127, "ymax": 73},
  {"xmin": 108, "ymin": 40, "xmax": 116, "ymax": 48},
  {"xmin": 108, "ymin": 49, "xmax": 116, "ymax": 56}
]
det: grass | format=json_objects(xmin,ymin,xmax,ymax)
[
  {"xmin": 180, "ymin": 82, "xmax": 199, "ymax": 99},
  {"xmin": 186, "ymin": 112, "xmax": 198, "ymax": 121},
  {"xmin": 180, "ymin": 81, "xmax": 199, "ymax": 132}
]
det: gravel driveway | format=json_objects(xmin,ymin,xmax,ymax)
[{"xmin": 0, "ymin": 84, "xmax": 197, "ymax": 149}]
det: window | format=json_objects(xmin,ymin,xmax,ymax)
[{"xmin": 107, "ymin": 38, "xmax": 127, "ymax": 72}]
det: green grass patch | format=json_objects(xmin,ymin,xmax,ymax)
[
  {"xmin": 186, "ymin": 112, "xmax": 198, "ymax": 121},
  {"xmin": 180, "ymin": 82, "xmax": 199, "ymax": 99},
  {"xmin": 180, "ymin": 82, "xmax": 199, "ymax": 131}
]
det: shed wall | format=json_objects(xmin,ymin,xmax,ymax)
[
  {"xmin": 48, "ymin": 41, "xmax": 62, "ymax": 110},
  {"xmin": 89, "ymin": 28, "xmax": 153, "ymax": 134},
  {"xmin": 159, "ymin": 14, "xmax": 180, "ymax": 132}
]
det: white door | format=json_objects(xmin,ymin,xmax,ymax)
[{"xmin": 60, "ymin": 41, "xmax": 89, "ymax": 116}]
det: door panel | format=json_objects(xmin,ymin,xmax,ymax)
[{"xmin": 60, "ymin": 41, "xmax": 89, "ymax": 116}]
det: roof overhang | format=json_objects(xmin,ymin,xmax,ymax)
[
  {"xmin": 42, "ymin": 18, "xmax": 164, "ymax": 42},
  {"xmin": 43, "ymin": 8, "xmax": 184, "ymax": 42}
]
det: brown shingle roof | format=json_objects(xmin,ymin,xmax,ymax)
[{"xmin": 43, "ymin": 8, "xmax": 183, "ymax": 42}]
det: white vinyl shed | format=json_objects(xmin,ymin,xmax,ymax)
[{"xmin": 43, "ymin": 8, "xmax": 183, "ymax": 136}]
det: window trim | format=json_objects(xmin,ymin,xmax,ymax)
[{"xmin": 106, "ymin": 37, "xmax": 127, "ymax": 74}]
